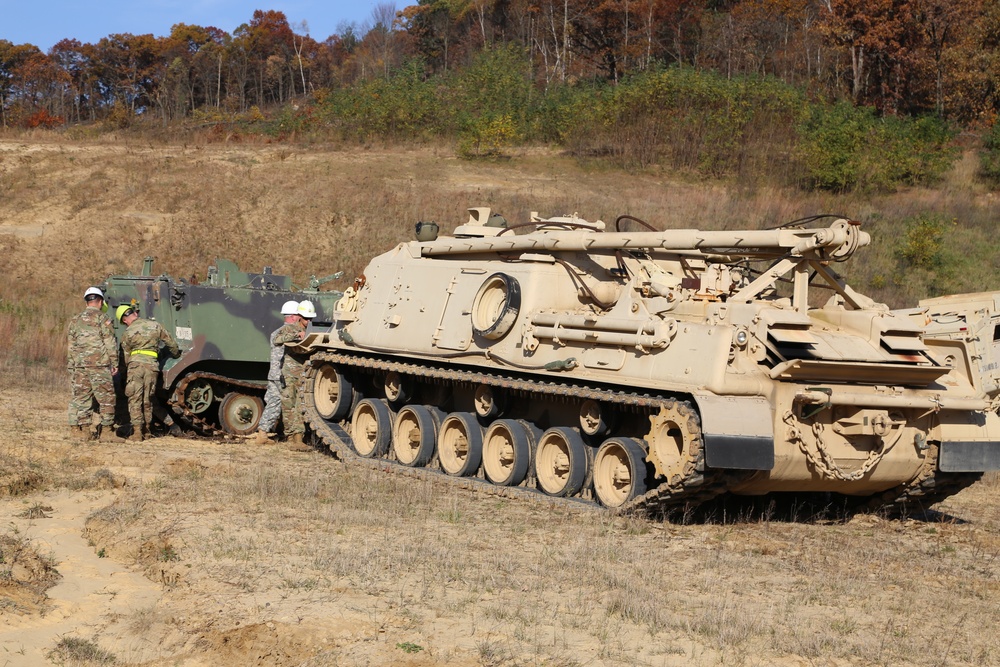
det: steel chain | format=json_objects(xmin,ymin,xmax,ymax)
[{"xmin": 786, "ymin": 411, "xmax": 886, "ymax": 482}]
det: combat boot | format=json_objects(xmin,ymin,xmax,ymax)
[
  {"xmin": 250, "ymin": 430, "xmax": 274, "ymax": 445},
  {"xmin": 125, "ymin": 429, "xmax": 146, "ymax": 443},
  {"xmin": 167, "ymin": 423, "xmax": 183, "ymax": 437},
  {"xmin": 285, "ymin": 432, "xmax": 311, "ymax": 451},
  {"xmin": 95, "ymin": 424, "xmax": 125, "ymax": 444}
]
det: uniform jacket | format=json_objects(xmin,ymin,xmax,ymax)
[
  {"xmin": 273, "ymin": 321, "xmax": 308, "ymax": 374},
  {"xmin": 67, "ymin": 306, "xmax": 118, "ymax": 371},
  {"xmin": 122, "ymin": 317, "xmax": 180, "ymax": 366}
]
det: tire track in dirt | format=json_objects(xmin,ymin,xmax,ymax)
[{"xmin": 0, "ymin": 490, "xmax": 162, "ymax": 666}]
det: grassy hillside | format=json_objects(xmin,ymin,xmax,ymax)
[{"xmin": 2, "ymin": 136, "xmax": 1000, "ymax": 387}]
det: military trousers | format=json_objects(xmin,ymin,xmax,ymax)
[
  {"xmin": 68, "ymin": 366, "xmax": 116, "ymax": 427},
  {"xmin": 280, "ymin": 365, "xmax": 305, "ymax": 436},
  {"xmin": 258, "ymin": 379, "xmax": 282, "ymax": 433},
  {"xmin": 125, "ymin": 360, "xmax": 159, "ymax": 436}
]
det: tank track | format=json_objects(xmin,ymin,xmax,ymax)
[
  {"xmin": 301, "ymin": 351, "xmax": 983, "ymax": 517},
  {"xmin": 848, "ymin": 444, "xmax": 984, "ymax": 517},
  {"xmin": 301, "ymin": 351, "xmax": 738, "ymax": 515},
  {"xmin": 170, "ymin": 371, "xmax": 267, "ymax": 436}
]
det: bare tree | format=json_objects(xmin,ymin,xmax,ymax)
[{"xmin": 292, "ymin": 20, "xmax": 309, "ymax": 94}]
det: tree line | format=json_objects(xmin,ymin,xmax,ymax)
[{"xmin": 3, "ymin": 1, "xmax": 1000, "ymax": 128}]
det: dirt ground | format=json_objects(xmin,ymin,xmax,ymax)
[
  {"xmin": 2, "ymin": 386, "xmax": 999, "ymax": 667},
  {"xmin": 0, "ymin": 387, "xmax": 484, "ymax": 667}
]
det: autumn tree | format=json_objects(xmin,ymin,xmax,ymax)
[
  {"xmin": 49, "ymin": 39, "xmax": 99, "ymax": 122},
  {"xmin": 913, "ymin": 0, "xmax": 980, "ymax": 116},
  {"xmin": 232, "ymin": 10, "xmax": 298, "ymax": 107},
  {"xmin": 819, "ymin": 0, "xmax": 924, "ymax": 113}
]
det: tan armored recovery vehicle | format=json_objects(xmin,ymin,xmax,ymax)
[
  {"xmin": 301, "ymin": 209, "xmax": 1000, "ymax": 513},
  {"xmin": 896, "ymin": 292, "xmax": 1000, "ymax": 400}
]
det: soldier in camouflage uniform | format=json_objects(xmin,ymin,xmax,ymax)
[
  {"xmin": 117, "ymin": 305, "xmax": 182, "ymax": 441},
  {"xmin": 251, "ymin": 300, "xmax": 299, "ymax": 445},
  {"xmin": 67, "ymin": 287, "xmax": 121, "ymax": 442},
  {"xmin": 273, "ymin": 299, "xmax": 315, "ymax": 449}
]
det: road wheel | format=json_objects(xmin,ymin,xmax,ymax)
[
  {"xmin": 313, "ymin": 363, "xmax": 354, "ymax": 422},
  {"xmin": 534, "ymin": 427, "xmax": 589, "ymax": 497},
  {"xmin": 218, "ymin": 392, "xmax": 263, "ymax": 435},
  {"xmin": 483, "ymin": 419, "xmax": 535, "ymax": 486},
  {"xmin": 392, "ymin": 405, "xmax": 438, "ymax": 467},
  {"xmin": 593, "ymin": 437, "xmax": 649, "ymax": 508},
  {"xmin": 438, "ymin": 412, "xmax": 483, "ymax": 477},
  {"xmin": 351, "ymin": 399, "xmax": 393, "ymax": 458}
]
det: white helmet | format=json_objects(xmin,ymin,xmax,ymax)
[
  {"xmin": 83, "ymin": 286, "xmax": 104, "ymax": 301},
  {"xmin": 297, "ymin": 300, "xmax": 316, "ymax": 319},
  {"xmin": 280, "ymin": 300, "xmax": 300, "ymax": 315}
]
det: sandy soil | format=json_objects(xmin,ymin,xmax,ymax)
[
  {"xmin": 0, "ymin": 388, "xmax": 481, "ymax": 667},
  {"xmin": 2, "ymin": 385, "xmax": 999, "ymax": 667}
]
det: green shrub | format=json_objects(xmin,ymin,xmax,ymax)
[
  {"xmin": 457, "ymin": 113, "xmax": 519, "ymax": 158},
  {"xmin": 319, "ymin": 59, "xmax": 445, "ymax": 140},
  {"xmin": 898, "ymin": 214, "xmax": 947, "ymax": 269},
  {"xmin": 560, "ymin": 67, "xmax": 805, "ymax": 178},
  {"xmin": 798, "ymin": 103, "xmax": 956, "ymax": 192},
  {"xmin": 451, "ymin": 44, "xmax": 534, "ymax": 153}
]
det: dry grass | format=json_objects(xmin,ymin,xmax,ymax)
[
  {"xmin": 71, "ymin": 445, "xmax": 1000, "ymax": 666},
  {"xmin": 0, "ymin": 383, "xmax": 996, "ymax": 665},
  {"xmin": 47, "ymin": 636, "xmax": 117, "ymax": 666},
  {"xmin": 0, "ymin": 529, "xmax": 61, "ymax": 613}
]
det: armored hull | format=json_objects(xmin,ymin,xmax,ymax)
[
  {"xmin": 104, "ymin": 258, "xmax": 341, "ymax": 435},
  {"xmin": 303, "ymin": 209, "xmax": 1000, "ymax": 512}
]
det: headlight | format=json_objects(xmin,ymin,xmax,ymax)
[{"xmin": 735, "ymin": 330, "xmax": 748, "ymax": 346}]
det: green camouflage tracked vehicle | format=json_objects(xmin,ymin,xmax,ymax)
[
  {"xmin": 104, "ymin": 258, "xmax": 341, "ymax": 435},
  {"xmin": 300, "ymin": 208, "xmax": 1000, "ymax": 514}
]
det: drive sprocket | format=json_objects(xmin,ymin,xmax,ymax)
[{"xmin": 646, "ymin": 401, "xmax": 703, "ymax": 484}]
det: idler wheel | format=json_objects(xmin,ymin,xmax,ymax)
[
  {"xmin": 593, "ymin": 437, "xmax": 649, "ymax": 508},
  {"xmin": 474, "ymin": 385, "xmax": 506, "ymax": 420},
  {"xmin": 534, "ymin": 427, "xmax": 589, "ymax": 497},
  {"xmin": 351, "ymin": 399, "xmax": 393, "ymax": 458},
  {"xmin": 184, "ymin": 379, "xmax": 214, "ymax": 414},
  {"xmin": 579, "ymin": 399, "xmax": 614, "ymax": 438},
  {"xmin": 438, "ymin": 412, "xmax": 484, "ymax": 477},
  {"xmin": 383, "ymin": 371, "xmax": 412, "ymax": 407}
]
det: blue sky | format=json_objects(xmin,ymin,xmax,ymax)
[{"xmin": 1, "ymin": 1, "xmax": 389, "ymax": 51}]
